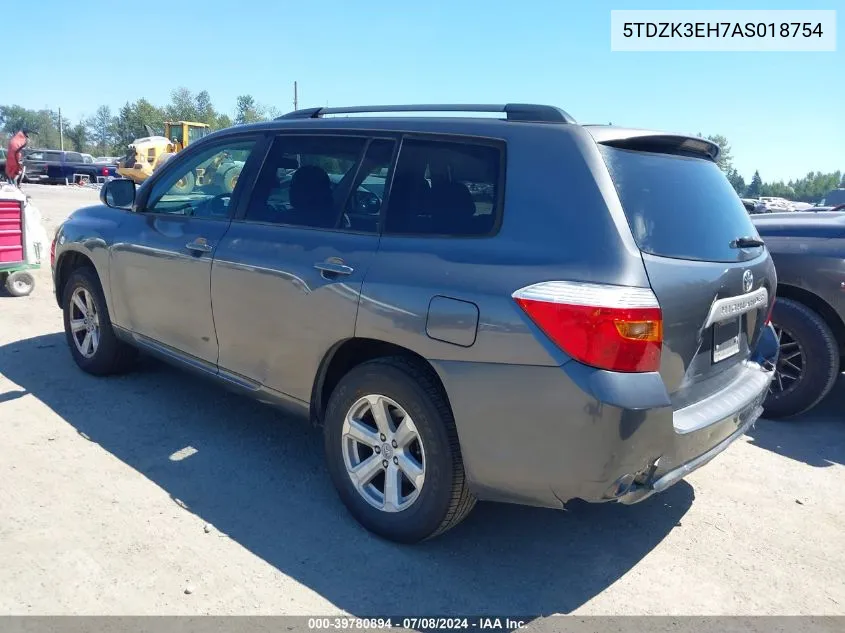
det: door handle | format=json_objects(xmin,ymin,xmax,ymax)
[
  {"xmin": 314, "ymin": 260, "xmax": 354, "ymax": 276},
  {"xmin": 186, "ymin": 238, "xmax": 213, "ymax": 254}
]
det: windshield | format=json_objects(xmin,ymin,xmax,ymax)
[{"xmin": 600, "ymin": 145, "xmax": 762, "ymax": 263}]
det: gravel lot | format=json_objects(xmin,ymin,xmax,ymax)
[{"xmin": 1, "ymin": 184, "xmax": 843, "ymax": 618}]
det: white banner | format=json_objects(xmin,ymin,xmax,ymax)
[{"xmin": 611, "ymin": 10, "xmax": 837, "ymax": 52}]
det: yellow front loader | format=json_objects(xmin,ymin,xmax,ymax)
[{"xmin": 117, "ymin": 121, "xmax": 209, "ymax": 186}]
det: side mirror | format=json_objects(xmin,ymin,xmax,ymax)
[{"xmin": 100, "ymin": 178, "xmax": 136, "ymax": 210}]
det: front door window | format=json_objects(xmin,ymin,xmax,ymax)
[{"xmin": 146, "ymin": 140, "xmax": 256, "ymax": 218}]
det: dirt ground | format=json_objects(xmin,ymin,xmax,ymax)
[{"xmin": 1, "ymin": 184, "xmax": 843, "ymax": 618}]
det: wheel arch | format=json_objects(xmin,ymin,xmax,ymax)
[
  {"xmin": 776, "ymin": 283, "xmax": 845, "ymax": 356},
  {"xmin": 310, "ymin": 337, "xmax": 453, "ymax": 426},
  {"xmin": 54, "ymin": 248, "xmax": 98, "ymax": 307}
]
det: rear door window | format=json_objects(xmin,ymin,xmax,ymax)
[
  {"xmin": 600, "ymin": 146, "xmax": 762, "ymax": 262},
  {"xmin": 384, "ymin": 138, "xmax": 502, "ymax": 237}
]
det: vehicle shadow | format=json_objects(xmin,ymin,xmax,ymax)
[
  {"xmin": 0, "ymin": 333, "xmax": 693, "ymax": 617},
  {"xmin": 747, "ymin": 375, "xmax": 845, "ymax": 467}
]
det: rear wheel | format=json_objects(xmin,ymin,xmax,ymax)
[
  {"xmin": 62, "ymin": 267, "xmax": 137, "ymax": 375},
  {"xmin": 323, "ymin": 357, "xmax": 475, "ymax": 543},
  {"xmin": 763, "ymin": 298, "xmax": 839, "ymax": 418},
  {"xmin": 5, "ymin": 270, "xmax": 34, "ymax": 296}
]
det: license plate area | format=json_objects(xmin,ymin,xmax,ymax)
[{"xmin": 712, "ymin": 317, "xmax": 741, "ymax": 363}]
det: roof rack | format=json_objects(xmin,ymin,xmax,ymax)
[{"xmin": 276, "ymin": 103, "xmax": 576, "ymax": 124}]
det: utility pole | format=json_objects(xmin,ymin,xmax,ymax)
[
  {"xmin": 293, "ymin": 81, "xmax": 298, "ymax": 111},
  {"xmin": 58, "ymin": 107, "xmax": 64, "ymax": 150}
]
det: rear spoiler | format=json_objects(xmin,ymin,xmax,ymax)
[{"xmin": 585, "ymin": 127, "xmax": 720, "ymax": 162}]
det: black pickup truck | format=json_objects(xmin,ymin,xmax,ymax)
[
  {"xmin": 24, "ymin": 150, "xmax": 117, "ymax": 184},
  {"xmin": 752, "ymin": 211, "xmax": 845, "ymax": 418}
]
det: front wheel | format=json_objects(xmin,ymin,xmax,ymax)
[
  {"xmin": 170, "ymin": 171, "xmax": 195, "ymax": 196},
  {"xmin": 763, "ymin": 298, "xmax": 840, "ymax": 418},
  {"xmin": 323, "ymin": 357, "xmax": 476, "ymax": 543},
  {"xmin": 62, "ymin": 267, "xmax": 137, "ymax": 375}
]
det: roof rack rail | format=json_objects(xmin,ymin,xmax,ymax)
[{"xmin": 276, "ymin": 103, "xmax": 576, "ymax": 124}]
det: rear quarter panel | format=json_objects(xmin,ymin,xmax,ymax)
[{"xmin": 355, "ymin": 124, "xmax": 652, "ymax": 368}]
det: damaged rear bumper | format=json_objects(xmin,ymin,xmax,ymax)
[
  {"xmin": 433, "ymin": 324, "xmax": 778, "ymax": 510},
  {"xmin": 616, "ymin": 395, "xmax": 765, "ymax": 505}
]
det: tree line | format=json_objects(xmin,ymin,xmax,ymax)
[
  {"xmin": 1, "ymin": 93, "xmax": 841, "ymax": 202},
  {"xmin": 0, "ymin": 87, "xmax": 281, "ymax": 158},
  {"xmin": 698, "ymin": 134, "xmax": 841, "ymax": 203}
]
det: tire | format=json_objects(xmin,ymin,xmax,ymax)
[
  {"xmin": 170, "ymin": 171, "xmax": 195, "ymax": 196},
  {"xmin": 323, "ymin": 356, "xmax": 476, "ymax": 543},
  {"xmin": 763, "ymin": 297, "xmax": 840, "ymax": 419},
  {"xmin": 62, "ymin": 266, "xmax": 137, "ymax": 375},
  {"xmin": 5, "ymin": 270, "xmax": 34, "ymax": 297},
  {"xmin": 218, "ymin": 166, "xmax": 242, "ymax": 193}
]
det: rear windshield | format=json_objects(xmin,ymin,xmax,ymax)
[
  {"xmin": 600, "ymin": 145, "xmax": 762, "ymax": 262},
  {"xmin": 27, "ymin": 151, "xmax": 61, "ymax": 161}
]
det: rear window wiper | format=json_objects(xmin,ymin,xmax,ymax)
[{"xmin": 730, "ymin": 236, "xmax": 765, "ymax": 248}]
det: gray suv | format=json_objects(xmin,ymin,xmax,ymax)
[{"xmin": 51, "ymin": 104, "xmax": 779, "ymax": 543}]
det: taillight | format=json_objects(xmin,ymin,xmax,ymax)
[
  {"xmin": 101, "ymin": 167, "xmax": 109, "ymax": 176},
  {"xmin": 50, "ymin": 234, "xmax": 57, "ymax": 268},
  {"xmin": 513, "ymin": 281, "xmax": 663, "ymax": 373}
]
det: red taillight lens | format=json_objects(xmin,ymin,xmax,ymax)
[
  {"xmin": 101, "ymin": 167, "xmax": 109, "ymax": 176},
  {"xmin": 513, "ymin": 281, "xmax": 663, "ymax": 373},
  {"xmin": 50, "ymin": 235, "xmax": 57, "ymax": 268}
]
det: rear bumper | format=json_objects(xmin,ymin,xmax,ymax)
[
  {"xmin": 616, "ymin": 394, "xmax": 764, "ymax": 505},
  {"xmin": 433, "ymin": 325, "xmax": 777, "ymax": 509}
]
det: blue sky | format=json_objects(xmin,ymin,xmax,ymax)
[{"xmin": 9, "ymin": 0, "xmax": 842, "ymax": 182}]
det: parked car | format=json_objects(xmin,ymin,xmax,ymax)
[
  {"xmin": 94, "ymin": 156, "xmax": 120, "ymax": 165},
  {"xmin": 752, "ymin": 211, "xmax": 845, "ymax": 418},
  {"xmin": 51, "ymin": 103, "xmax": 778, "ymax": 543},
  {"xmin": 0, "ymin": 148, "xmax": 6, "ymax": 175},
  {"xmin": 759, "ymin": 197, "xmax": 796, "ymax": 212},
  {"xmin": 741, "ymin": 198, "xmax": 768, "ymax": 214},
  {"xmin": 24, "ymin": 149, "xmax": 116, "ymax": 184}
]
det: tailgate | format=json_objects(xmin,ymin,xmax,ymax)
[
  {"xmin": 598, "ymin": 139, "xmax": 776, "ymax": 407},
  {"xmin": 640, "ymin": 251, "xmax": 774, "ymax": 407},
  {"xmin": 26, "ymin": 161, "xmax": 47, "ymax": 176}
]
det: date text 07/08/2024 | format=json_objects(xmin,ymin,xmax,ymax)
[{"xmin": 307, "ymin": 617, "xmax": 528, "ymax": 630}]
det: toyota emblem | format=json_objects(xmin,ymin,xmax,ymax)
[{"xmin": 742, "ymin": 270, "xmax": 753, "ymax": 293}]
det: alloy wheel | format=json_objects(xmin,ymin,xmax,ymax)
[
  {"xmin": 341, "ymin": 394, "xmax": 426, "ymax": 512},
  {"xmin": 769, "ymin": 325, "xmax": 804, "ymax": 396},
  {"xmin": 69, "ymin": 287, "xmax": 100, "ymax": 358}
]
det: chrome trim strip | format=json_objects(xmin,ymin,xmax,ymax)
[
  {"xmin": 703, "ymin": 287, "xmax": 769, "ymax": 328},
  {"xmin": 673, "ymin": 360, "xmax": 773, "ymax": 434}
]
